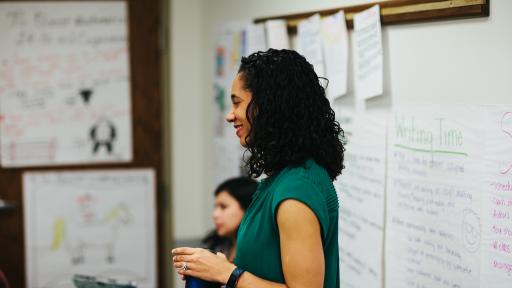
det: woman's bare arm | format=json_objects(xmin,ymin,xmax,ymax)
[
  {"xmin": 173, "ymin": 199, "xmax": 324, "ymax": 288},
  {"xmin": 236, "ymin": 199, "xmax": 324, "ymax": 288}
]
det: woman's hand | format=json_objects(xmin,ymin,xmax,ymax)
[{"xmin": 171, "ymin": 247, "xmax": 236, "ymax": 284}]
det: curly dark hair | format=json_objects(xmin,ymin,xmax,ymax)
[
  {"xmin": 238, "ymin": 49, "xmax": 345, "ymax": 180},
  {"xmin": 213, "ymin": 176, "xmax": 257, "ymax": 209}
]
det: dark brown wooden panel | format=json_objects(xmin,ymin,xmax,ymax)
[{"xmin": 0, "ymin": 1, "xmax": 164, "ymax": 287}]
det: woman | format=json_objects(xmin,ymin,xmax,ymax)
[
  {"xmin": 202, "ymin": 177, "xmax": 257, "ymax": 262},
  {"xmin": 172, "ymin": 49, "xmax": 345, "ymax": 288}
]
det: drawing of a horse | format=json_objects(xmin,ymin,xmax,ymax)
[{"xmin": 50, "ymin": 202, "xmax": 132, "ymax": 265}]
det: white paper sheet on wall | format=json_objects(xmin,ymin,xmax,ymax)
[
  {"xmin": 480, "ymin": 105, "xmax": 512, "ymax": 287},
  {"xmin": 0, "ymin": 2, "xmax": 132, "ymax": 167},
  {"xmin": 297, "ymin": 14, "xmax": 325, "ymax": 77},
  {"xmin": 386, "ymin": 107, "xmax": 483, "ymax": 288},
  {"xmin": 245, "ymin": 23, "xmax": 267, "ymax": 56},
  {"xmin": 265, "ymin": 19, "xmax": 290, "ymax": 50},
  {"xmin": 353, "ymin": 5, "xmax": 383, "ymax": 100},
  {"xmin": 23, "ymin": 169, "xmax": 156, "ymax": 288},
  {"xmin": 334, "ymin": 108, "xmax": 387, "ymax": 288},
  {"xmin": 321, "ymin": 11, "xmax": 349, "ymax": 101}
]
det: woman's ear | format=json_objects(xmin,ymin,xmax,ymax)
[{"xmin": 246, "ymin": 100, "xmax": 258, "ymax": 123}]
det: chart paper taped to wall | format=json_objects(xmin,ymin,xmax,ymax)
[
  {"xmin": 386, "ymin": 107, "xmax": 483, "ymax": 288},
  {"xmin": 480, "ymin": 105, "xmax": 512, "ymax": 288},
  {"xmin": 265, "ymin": 19, "xmax": 290, "ymax": 50},
  {"xmin": 0, "ymin": 2, "xmax": 132, "ymax": 167},
  {"xmin": 353, "ymin": 5, "xmax": 383, "ymax": 100},
  {"xmin": 245, "ymin": 23, "xmax": 267, "ymax": 56},
  {"xmin": 297, "ymin": 14, "xmax": 325, "ymax": 78},
  {"xmin": 321, "ymin": 10, "xmax": 349, "ymax": 101},
  {"xmin": 334, "ymin": 108, "xmax": 386, "ymax": 288},
  {"xmin": 24, "ymin": 169, "xmax": 156, "ymax": 288},
  {"xmin": 213, "ymin": 22, "xmax": 248, "ymax": 138}
]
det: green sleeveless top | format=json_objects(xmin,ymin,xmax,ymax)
[{"xmin": 234, "ymin": 159, "xmax": 340, "ymax": 288}]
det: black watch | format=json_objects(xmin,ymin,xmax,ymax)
[{"xmin": 226, "ymin": 267, "xmax": 245, "ymax": 288}]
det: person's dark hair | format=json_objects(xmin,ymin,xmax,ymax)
[
  {"xmin": 202, "ymin": 176, "xmax": 258, "ymax": 252},
  {"xmin": 213, "ymin": 177, "xmax": 257, "ymax": 210},
  {"xmin": 238, "ymin": 49, "xmax": 345, "ymax": 180}
]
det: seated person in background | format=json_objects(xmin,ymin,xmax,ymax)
[{"xmin": 201, "ymin": 176, "xmax": 257, "ymax": 262}]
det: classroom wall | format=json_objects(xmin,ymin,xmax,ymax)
[
  {"xmin": 170, "ymin": 0, "xmax": 208, "ymax": 240},
  {"xmin": 169, "ymin": 0, "xmax": 512, "ymax": 242}
]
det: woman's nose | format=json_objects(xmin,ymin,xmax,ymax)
[{"xmin": 225, "ymin": 108, "xmax": 235, "ymax": 122}]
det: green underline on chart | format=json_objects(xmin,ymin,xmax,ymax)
[{"xmin": 394, "ymin": 144, "xmax": 468, "ymax": 156}]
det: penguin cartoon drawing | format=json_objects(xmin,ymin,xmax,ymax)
[{"xmin": 89, "ymin": 118, "xmax": 117, "ymax": 154}]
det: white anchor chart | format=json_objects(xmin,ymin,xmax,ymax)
[
  {"xmin": 24, "ymin": 169, "xmax": 156, "ymax": 288},
  {"xmin": 499, "ymin": 112, "xmax": 512, "ymax": 175}
]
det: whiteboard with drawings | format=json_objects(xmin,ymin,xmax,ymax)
[
  {"xmin": 0, "ymin": 2, "xmax": 132, "ymax": 167},
  {"xmin": 23, "ymin": 169, "xmax": 156, "ymax": 288}
]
